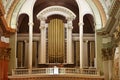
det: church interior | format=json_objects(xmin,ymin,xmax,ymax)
[{"xmin": 0, "ymin": 0, "xmax": 120, "ymax": 80}]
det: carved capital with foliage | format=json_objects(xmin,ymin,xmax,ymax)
[{"xmin": 102, "ymin": 48, "xmax": 114, "ymax": 61}]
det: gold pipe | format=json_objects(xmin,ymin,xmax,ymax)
[
  {"xmin": 56, "ymin": 19, "xmax": 58, "ymax": 62},
  {"xmin": 60, "ymin": 20, "xmax": 62, "ymax": 62},
  {"xmin": 48, "ymin": 19, "xmax": 65, "ymax": 63},
  {"xmin": 57, "ymin": 19, "xmax": 59, "ymax": 62},
  {"xmin": 54, "ymin": 19, "xmax": 56, "ymax": 63},
  {"xmin": 59, "ymin": 19, "xmax": 61, "ymax": 62},
  {"xmin": 54, "ymin": 19, "xmax": 57, "ymax": 63},
  {"xmin": 48, "ymin": 21, "xmax": 50, "ymax": 62},
  {"xmin": 52, "ymin": 19, "xmax": 54, "ymax": 63}
]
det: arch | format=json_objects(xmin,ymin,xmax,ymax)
[
  {"xmin": 83, "ymin": 14, "xmax": 95, "ymax": 33},
  {"xmin": 75, "ymin": 0, "xmax": 103, "ymax": 29},
  {"xmin": 37, "ymin": 6, "xmax": 76, "ymax": 20},
  {"xmin": 10, "ymin": 0, "xmax": 26, "ymax": 29},
  {"xmin": 17, "ymin": 14, "xmax": 29, "ymax": 33}
]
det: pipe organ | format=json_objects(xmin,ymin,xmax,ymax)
[
  {"xmin": 47, "ymin": 19, "xmax": 65, "ymax": 63},
  {"xmin": 16, "ymin": 19, "xmax": 95, "ymax": 68}
]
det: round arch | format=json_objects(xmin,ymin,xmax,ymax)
[
  {"xmin": 83, "ymin": 14, "xmax": 95, "ymax": 33},
  {"xmin": 17, "ymin": 14, "xmax": 29, "ymax": 33},
  {"xmin": 37, "ymin": 6, "xmax": 76, "ymax": 20},
  {"xmin": 75, "ymin": 0, "xmax": 106, "ymax": 29}
]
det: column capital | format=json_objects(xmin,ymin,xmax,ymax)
[
  {"xmin": 28, "ymin": 22, "xmax": 34, "ymax": 26},
  {"xmin": 39, "ymin": 17, "xmax": 46, "ymax": 21},
  {"xmin": 40, "ymin": 24, "xmax": 48, "ymax": 30},
  {"xmin": 67, "ymin": 26, "xmax": 73, "ymax": 29},
  {"xmin": 39, "ymin": 26, "xmax": 46, "ymax": 29},
  {"xmin": 101, "ymin": 48, "xmax": 114, "ymax": 61},
  {"xmin": 78, "ymin": 22, "xmax": 84, "ymax": 26},
  {"xmin": 66, "ymin": 20, "xmax": 73, "ymax": 29},
  {"xmin": 67, "ymin": 23, "xmax": 73, "ymax": 29}
]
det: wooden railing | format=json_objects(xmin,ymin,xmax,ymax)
[{"xmin": 12, "ymin": 67, "xmax": 99, "ymax": 76}]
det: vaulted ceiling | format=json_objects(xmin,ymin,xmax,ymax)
[{"xmin": 17, "ymin": 0, "xmax": 94, "ymax": 34}]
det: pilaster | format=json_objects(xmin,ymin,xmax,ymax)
[
  {"xmin": 39, "ymin": 17, "xmax": 47, "ymax": 64},
  {"xmin": 66, "ymin": 17, "xmax": 73, "ymax": 64}
]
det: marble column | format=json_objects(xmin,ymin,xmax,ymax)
[
  {"xmin": 28, "ymin": 22, "xmax": 34, "ymax": 69},
  {"xmin": 108, "ymin": 59, "xmax": 113, "ymax": 80},
  {"xmin": 66, "ymin": 18, "xmax": 73, "ymax": 64},
  {"xmin": 79, "ymin": 22, "xmax": 84, "ymax": 68},
  {"xmin": 39, "ymin": 19, "xmax": 47, "ymax": 64}
]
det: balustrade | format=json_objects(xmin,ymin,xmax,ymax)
[{"xmin": 11, "ymin": 67, "xmax": 99, "ymax": 76}]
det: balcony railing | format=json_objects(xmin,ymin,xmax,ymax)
[{"xmin": 12, "ymin": 67, "xmax": 100, "ymax": 76}]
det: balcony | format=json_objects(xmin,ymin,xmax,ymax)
[
  {"xmin": 11, "ymin": 67, "xmax": 100, "ymax": 76},
  {"xmin": 9, "ymin": 67, "xmax": 104, "ymax": 80}
]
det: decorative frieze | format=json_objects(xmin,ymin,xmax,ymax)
[
  {"xmin": 101, "ymin": 48, "xmax": 114, "ymax": 61},
  {"xmin": 37, "ymin": 6, "xmax": 76, "ymax": 20}
]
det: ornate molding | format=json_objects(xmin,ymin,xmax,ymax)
[
  {"xmin": 0, "ymin": 1, "xmax": 16, "ymax": 36},
  {"xmin": 109, "ymin": 0, "xmax": 120, "ymax": 17},
  {"xmin": 37, "ymin": 6, "xmax": 76, "ymax": 20},
  {"xmin": 102, "ymin": 48, "xmax": 114, "ymax": 61},
  {"xmin": 93, "ymin": 0, "xmax": 107, "ymax": 27},
  {"xmin": 97, "ymin": 1, "xmax": 120, "ymax": 37},
  {"xmin": 6, "ymin": 0, "xmax": 19, "ymax": 25}
]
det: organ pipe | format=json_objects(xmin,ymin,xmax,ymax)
[{"xmin": 48, "ymin": 19, "xmax": 65, "ymax": 63}]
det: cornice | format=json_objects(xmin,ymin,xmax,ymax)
[
  {"xmin": 109, "ymin": 0, "xmax": 120, "ymax": 17},
  {"xmin": 96, "ymin": 17, "xmax": 115, "ymax": 36},
  {"xmin": 97, "ymin": 0, "xmax": 120, "ymax": 37},
  {"xmin": 37, "ymin": 6, "xmax": 76, "ymax": 20}
]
